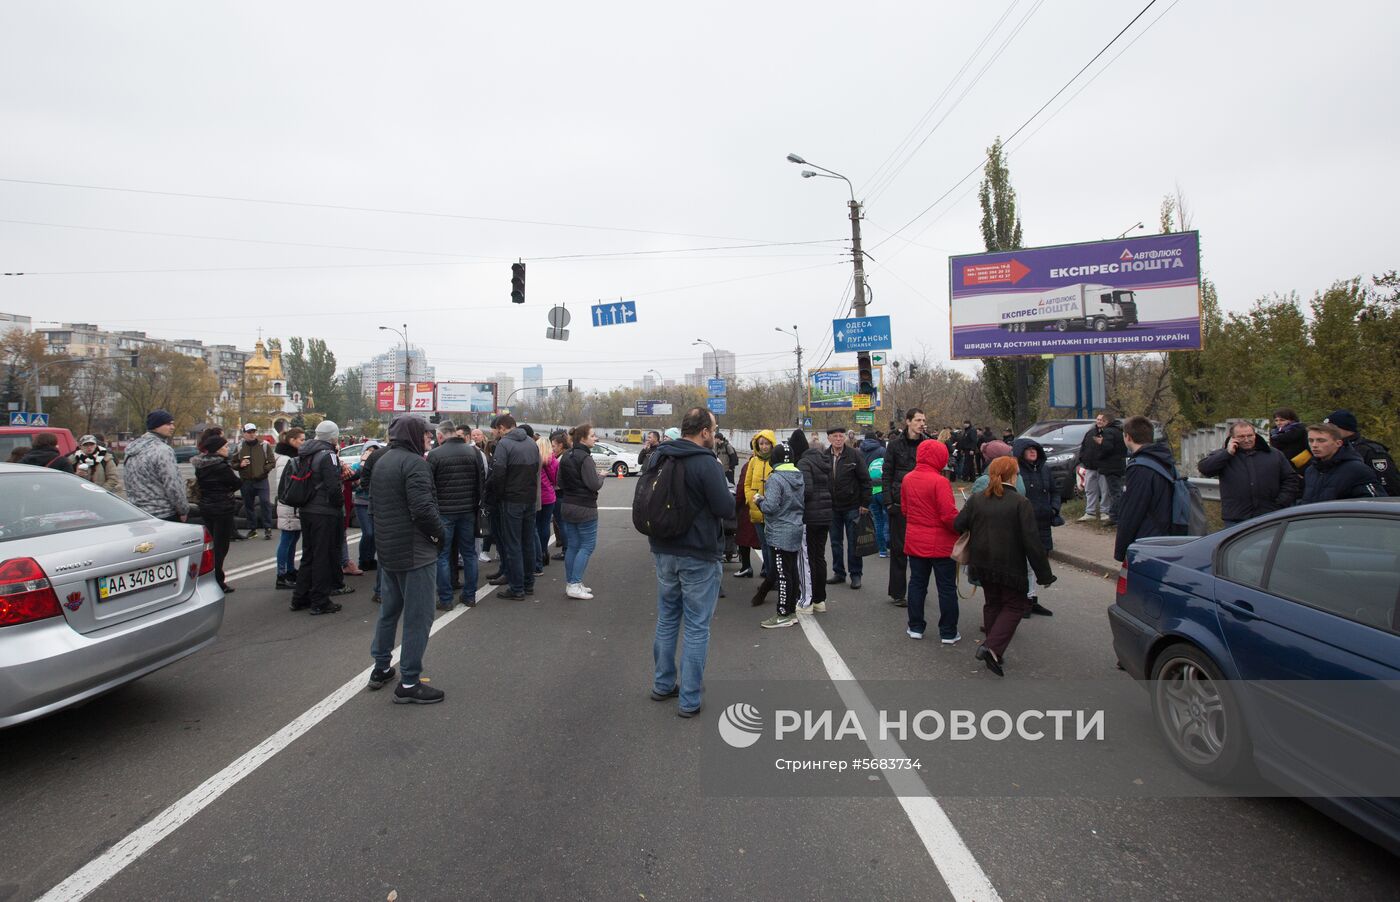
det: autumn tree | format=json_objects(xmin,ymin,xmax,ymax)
[{"xmin": 110, "ymin": 347, "xmax": 220, "ymax": 435}]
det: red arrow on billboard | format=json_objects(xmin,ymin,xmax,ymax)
[{"xmin": 963, "ymin": 258, "xmax": 1030, "ymax": 285}]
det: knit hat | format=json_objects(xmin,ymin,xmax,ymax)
[
  {"xmin": 981, "ymin": 440, "xmax": 1013, "ymax": 462},
  {"xmin": 1323, "ymin": 409, "xmax": 1358, "ymax": 433},
  {"xmin": 202, "ymin": 435, "xmax": 228, "ymax": 454},
  {"xmin": 146, "ymin": 409, "xmax": 174, "ymax": 431},
  {"xmin": 769, "ymin": 443, "xmax": 790, "ymax": 467},
  {"xmin": 315, "ymin": 420, "xmax": 340, "ymax": 442},
  {"xmin": 664, "ymin": 427, "xmax": 682, "ymax": 441}
]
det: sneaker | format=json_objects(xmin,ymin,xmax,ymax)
[
  {"xmin": 331, "ymin": 584, "xmax": 356, "ymax": 596},
  {"xmin": 890, "ymin": 596, "xmax": 908, "ymax": 608},
  {"xmin": 760, "ymin": 614, "xmax": 798, "ymax": 629},
  {"xmin": 941, "ymin": 633, "xmax": 962, "ymax": 645},
  {"xmin": 677, "ymin": 703, "xmax": 703, "ymax": 718},
  {"xmin": 878, "ymin": 551, "xmax": 889, "ymax": 558},
  {"xmin": 478, "ymin": 552, "xmax": 492, "ymax": 563},
  {"xmin": 566, "ymin": 583, "xmax": 590, "ymax": 599},
  {"xmin": 245, "ymin": 529, "xmax": 259, "ymax": 540},
  {"xmin": 264, "ymin": 529, "xmax": 273, "ymax": 540},
  {"xmin": 275, "ymin": 575, "xmax": 294, "ymax": 590},
  {"xmin": 650, "ymin": 685, "xmax": 679, "ymax": 701},
  {"xmin": 1099, "ymin": 513, "xmax": 1110, "ymax": 522},
  {"xmin": 342, "ymin": 563, "xmax": 364, "ymax": 576},
  {"xmin": 812, "ymin": 601, "xmax": 827, "ymax": 613},
  {"xmin": 734, "ymin": 567, "xmax": 754, "ymax": 578},
  {"xmin": 495, "ymin": 588, "xmax": 526, "ymax": 600},
  {"xmin": 372, "ymin": 593, "xmax": 382, "ymax": 604},
  {"xmin": 393, "ymin": 683, "xmax": 445, "ymax": 705},
  {"xmin": 310, "ymin": 602, "xmax": 343, "ymax": 615},
  {"xmin": 552, "ymin": 551, "xmax": 566, "ymax": 561},
  {"xmin": 1078, "ymin": 513, "xmax": 1097, "ymax": 522},
  {"xmin": 367, "ymin": 665, "xmax": 396, "ymax": 690},
  {"xmin": 907, "ymin": 629, "xmax": 924, "ymax": 640}
]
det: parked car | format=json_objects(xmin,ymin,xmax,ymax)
[
  {"xmin": 0, "ymin": 425, "xmax": 79, "ymax": 463},
  {"xmin": 337, "ymin": 442, "xmax": 367, "ymax": 469},
  {"xmin": 590, "ymin": 441, "xmax": 640, "ymax": 476},
  {"xmin": 1017, "ymin": 418, "xmax": 1164, "ymax": 501},
  {"xmin": 1109, "ymin": 498, "xmax": 1400, "ymax": 854},
  {"xmin": 0, "ymin": 463, "xmax": 226, "ymax": 728},
  {"xmin": 173, "ymin": 444, "xmax": 199, "ymax": 463}
]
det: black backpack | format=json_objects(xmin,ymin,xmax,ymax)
[
  {"xmin": 632, "ymin": 454, "xmax": 692, "ymax": 539},
  {"xmin": 277, "ymin": 452, "xmax": 322, "ymax": 509}
]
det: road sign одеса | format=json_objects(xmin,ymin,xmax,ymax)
[
  {"xmin": 832, "ymin": 315, "xmax": 893, "ymax": 354},
  {"xmin": 706, "ymin": 378, "xmax": 726, "ymax": 396}
]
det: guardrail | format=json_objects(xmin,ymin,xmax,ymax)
[{"xmin": 1189, "ymin": 477, "xmax": 1220, "ymax": 502}]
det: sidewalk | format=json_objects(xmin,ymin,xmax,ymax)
[{"xmin": 1048, "ymin": 520, "xmax": 1120, "ymax": 580}]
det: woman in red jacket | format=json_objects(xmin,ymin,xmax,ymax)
[{"xmin": 901, "ymin": 439, "xmax": 961, "ymax": 642}]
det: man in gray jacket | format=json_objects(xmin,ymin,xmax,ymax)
[
  {"xmin": 122, "ymin": 410, "xmax": 189, "ymax": 522},
  {"xmin": 368, "ymin": 416, "xmax": 445, "ymax": 705}
]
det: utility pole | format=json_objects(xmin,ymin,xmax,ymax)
[{"xmin": 849, "ymin": 197, "xmax": 874, "ymax": 400}]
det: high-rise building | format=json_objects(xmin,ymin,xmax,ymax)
[
  {"xmin": 492, "ymin": 372, "xmax": 516, "ymax": 406},
  {"xmin": 0, "ymin": 312, "xmax": 32, "ymax": 333},
  {"xmin": 523, "ymin": 364, "xmax": 544, "ymax": 401},
  {"xmin": 363, "ymin": 344, "xmax": 435, "ymax": 391},
  {"xmin": 700, "ymin": 349, "xmax": 737, "ymax": 379}
]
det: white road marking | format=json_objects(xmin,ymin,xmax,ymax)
[
  {"xmin": 219, "ymin": 534, "xmax": 362, "ymax": 583},
  {"xmin": 797, "ymin": 615, "xmax": 1002, "ymax": 902},
  {"xmin": 36, "ymin": 544, "xmax": 498, "ymax": 902}
]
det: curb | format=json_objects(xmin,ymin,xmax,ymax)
[{"xmin": 1050, "ymin": 549, "xmax": 1118, "ymax": 580}]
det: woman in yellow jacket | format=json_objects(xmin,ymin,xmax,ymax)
[{"xmin": 745, "ymin": 430, "xmax": 777, "ymax": 578}]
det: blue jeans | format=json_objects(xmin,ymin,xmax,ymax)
[
  {"xmin": 829, "ymin": 508, "xmax": 863, "ymax": 577},
  {"xmin": 276, "ymin": 528, "xmax": 300, "ymax": 576},
  {"xmin": 498, "ymin": 501, "xmax": 537, "ymax": 594},
  {"xmin": 535, "ymin": 502, "xmax": 555, "ymax": 567},
  {"xmin": 241, "ymin": 479, "xmax": 272, "ymax": 529},
  {"xmin": 652, "ymin": 552, "xmax": 722, "ymax": 713},
  {"xmin": 437, "ymin": 513, "xmax": 479, "ymax": 604},
  {"xmin": 371, "ymin": 562, "xmax": 436, "ymax": 684},
  {"xmin": 354, "ymin": 504, "xmax": 375, "ymax": 567},
  {"xmin": 563, "ymin": 518, "xmax": 598, "ymax": 585},
  {"xmin": 869, "ymin": 494, "xmax": 889, "ymax": 554},
  {"xmin": 908, "ymin": 556, "xmax": 959, "ymax": 639}
]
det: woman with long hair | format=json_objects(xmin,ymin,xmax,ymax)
[
  {"xmin": 557, "ymin": 423, "xmax": 604, "ymax": 598},
  {"xmin": 953, "ymin": 456, "xmax": 1056, "ymax": 676},
  {"xmin": 535, "ymin": 432, "xmax": 562, "ymax": 573},
  {"xmin": 744, "ymin": 430, "xmax": 778, "ymax": 579}
]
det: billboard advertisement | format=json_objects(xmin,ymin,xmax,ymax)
[
  {"xmin": 436, "ymin": 381, "xmax": 498, "ymax": 414},
  {"xmin": 376, "ymin": 381, "xmax": 407, "ymax": 412},
  {"xmin": 948, "ymin": 232, "xmax": 1201, "ymax": 359},
  {"xmin": 807, "ymin": 366, "xmax": 884, "ymax": 410},
  {"xmin": 409, "ymin": 382, "xmax": 436, "ymax": 412}
]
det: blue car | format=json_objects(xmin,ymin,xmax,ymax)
[{"xmin": 1109, "ymin": 498, "xmax": 1400, "ymax": 855}]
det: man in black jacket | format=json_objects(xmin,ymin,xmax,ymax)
[
  {"xmin": 1114, "ymin": 416, "xmax": 1176, "ymax": 562},
  {"xmin": 825, "ymin": 425, "xmax": 872, "ymax": 590},
  {"xmin": 1091, "ymin": 412, "xmax": 1128, "ymax": 523},
  {"xmin": 954, "ymin": 421, "xmax": 977, "ymax": 482},
  {"xmin": 1324, "ymin": 409, "xmax": 1400, "ymax": 498},
  {"xmin": 428, "ymin": 420, "xmax": 486, "ymax": 610},
  {"xmin": 1196, "ymin": 421, "xmax": 1301, "ymax": 526},
  {"xmin": 485, "ymin": 414, "xmax": 541, "ymax": 599},
  {"xmin": 368, "ymin": 416, "xmax": 445, "ymax": 704},
  {"xmin": 291, "ymin": 420, "xmax": 353, "ymax": 614},
  {"xmin": 1300, "ymin": 422, "xmax": 1385, "ymax": 504},
  {"xmin": 883, "ymin": 408, "xmax": 927, "ymax": 605},
  {"xmin": 791, "ymin": 430, "xmax": 832, "ymax": 611}
]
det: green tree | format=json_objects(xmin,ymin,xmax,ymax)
[
  {"xmin": 976, "ymin": 137, "xmax": 1045, "ymax": 430},
  {"xmin": 283, "ymin": 337, "xmax": 340, "ymax": 414}
]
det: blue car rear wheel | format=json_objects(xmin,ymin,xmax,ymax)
[{"xmin": 1150, "ymin": 643, "xmax": 1252, "ymax": 783}]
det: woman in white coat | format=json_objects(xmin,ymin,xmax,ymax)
[{"xmin": 271, "ymin": 427, "xmax": 305, "ymax": 590}]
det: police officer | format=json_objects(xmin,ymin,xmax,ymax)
[{"xmin": 1323, "ymin": 409, "xmax": 1400, "ymax": 497}]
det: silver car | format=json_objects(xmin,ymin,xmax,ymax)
[
  {"xmin": 0, "ymin": 463, "xmax": 225, "ymax": 728},
  {"xmin": 590, "ymin": 441, "xmax": 641, "ymax": 477}
]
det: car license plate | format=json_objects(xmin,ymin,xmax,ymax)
[{"xmin": 98, "ymin": 562, "xmax": 178, "ymax": 600}]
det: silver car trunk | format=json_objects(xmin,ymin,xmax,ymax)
[{"xmin": 23, "ymin": 520, "xmax": 206, "ymax": 634}]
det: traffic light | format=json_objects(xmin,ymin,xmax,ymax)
[
  {"xmin": 857, "ymin": 352, "xmax": 876, "ymax": 396},
  {"xmin": 510, "ymin": 262, "xmax": 526, "ymax": 304},
  {"xmin": 567, "ymin": 379, "xmax": 574, "ymax": 393}
]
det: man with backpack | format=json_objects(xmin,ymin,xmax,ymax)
[
  {"xmin": 640, "ymin": 407, "xmax": 734, "ymax": 719},
  {"xmin": 287, "ymin": 420, "xmax": 351, "ymax": 614},
  {"xmin": 1114, "ymin": 415, "xmax": 1178, "ymax": 562}
]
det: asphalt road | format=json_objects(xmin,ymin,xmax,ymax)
[{"xmin": 3, "ymin": 479, "xmax": 1396, "ymax": 901}]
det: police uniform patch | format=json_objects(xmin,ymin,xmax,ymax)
[{"xmin": 1375, "ymin": 459, "xmax": 1389, "ymax": 471}]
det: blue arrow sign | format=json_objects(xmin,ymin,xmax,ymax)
[
  {"xmin": 706, "ymin": 378, "xmax": 726, "ymax": 396},
  {"xmin": 706, "ymin": 397, "xmax": 727, "ymax": 415},
  {"xmin": 832, "ymin": 315, "xmax": 893, "ymax": 353},
  {"xmin": 592, "ymin": 300, "xmax": 638, "ymax": 327}
]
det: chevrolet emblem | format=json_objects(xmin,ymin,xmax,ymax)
[{"xmin": 134, "ymin": 542, "xmax": 155, "ymax": 554}]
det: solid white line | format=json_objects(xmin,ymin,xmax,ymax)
[
  {"xmin": 797, "ymin": 615, "xmax": 1002, "ymax": 902},
  {"xmin": 36, "ymin": 545, "xmax": 501, "ymax": 902},
  {"xmin": 219, "ymin": 534, "xmax": 362, "ymax": 582}
]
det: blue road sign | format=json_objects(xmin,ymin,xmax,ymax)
[
  {"xmin": 591, "ymin": 300, "xmax": 638, "ymax": 327},
  {"xmin": 832, "ymin": 315, "xmax": 893, "ymax": 353},
  {"xmin": 802, "ymin": 417, "xmax": 813, "ymax": 429},
  {"xmin": 9, "ymin": 411, "xmax": 47, "ymax": 426},
  {"xmin": 706, "ymin": 397, "xmax": 727, "ymax": 415},
  {"xmin": 707, "ymin": 378, "xmax": 726, "ymax": 396}
]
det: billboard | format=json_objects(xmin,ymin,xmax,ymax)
[
  {"xmin": 376, "ymin": 381, "xmax": 408, "ymax": 412},
  {"xmin": 635, "ymin": 400, "xmax": 674, "ymax": 417},
  {"xmin": 436, "ymin": 381, "xmax": 498, "ymax": 414},
  {"xmin": 948, "ymin": 232, "xmax": 1201, "ymax": 359},
  {"xmin": 409, "ymin": 382, "xmax": 436, "ymax": 412},
  {"xmin": 807, "ymin": 366, "xmax": 884, "ymax": 410}
]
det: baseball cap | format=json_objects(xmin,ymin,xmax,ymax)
[
  {"xmin": 79, "ymin": 434, "xmax": 98, "ymax": 445},
  {"xmin": 242, "ymin": 423, "xmax": 258, "ymax": 432}
]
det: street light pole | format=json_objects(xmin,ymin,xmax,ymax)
[
  {"xmin": 775, "ymin": 325, "xmax": 802, "ymax": 427},
  {"xmin": 378, "ymin": 324, "xmax": 410, "ymax": 402},
  {"xmin": 692, "ymin": 339, "xmax": 719, "ymax": 379}
]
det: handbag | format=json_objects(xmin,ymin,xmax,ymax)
[
  {"xmin": 853, "ymin": 511, "xmax": 878, "ymax": 557},
  {"xmin": 951, "ymin": 531, "xmax": 971, "ymax": 564}
]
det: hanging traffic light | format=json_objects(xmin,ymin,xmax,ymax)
[
  {"xmin": 857, "ymin": 352, "xmax": 876, "ymax": 396},
  {"xmin": 567, "ymin": 379, "xmax": 574, "ymax": 393},
  {"xmin": 510, "ymin": 262, "xmax": 526, "ymax": 304}
]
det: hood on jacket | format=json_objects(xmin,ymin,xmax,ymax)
[
  {"xmin": 788, "ymin": 429, "xmax": 809, "ymax": 459},
  {"xmin": 274, "ymin": 440, "xmax": 298, "ymax": 457},
  {"xmin": 388, "ymin": 416, "xmax": 429, "ymax": 454},
  {"xmin": 750, "ymin": 429, "xmax": 778, "ymax": 458},
  {"xmin": 860, "ymin": 438, "xmax": 885, "ymax": 460},
  {"xmin": 123, "ymin": 432, "xmax": 166, "ymax": 461},
  {"xmin": 1313, "ymin": 443, "xmax": 1365, "ymax": 471},
  {"xmin": 298, "ymin": 437, "xmax": 338, "ymax": 459},
  {"xmin": 654, "ymin": 436, "xmax": 723, "ymax": 462},
  {"xmin": 1011, "ymin": 437, "xmax": 1046, "ymax": 469},
  {"xmin": 1132, "ymin": 441, "xmax": 1177, "ymax": 471},
  {"xmin": 192, "ymin": 453, "xmax": 229, "ymax": 470},
  {"xmin": 915, "ymin": 438, "xmax": 949, "ymax": 473}
]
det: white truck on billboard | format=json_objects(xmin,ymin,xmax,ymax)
[{"xmin": 998, "ymin": 283, "xmax": 1139, "ymax": 333}]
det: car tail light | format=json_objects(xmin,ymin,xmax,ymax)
[
  {"xmin": 197, "ymin": 528, "xmax": 215, "ymax": 577},
  {"xmin": 1116, "ymin": 563, "xmax": 1129, "ymax": 596},
  {"xmin": 0, "ymin": 557, "xmax": 62, "ymax": 627}
]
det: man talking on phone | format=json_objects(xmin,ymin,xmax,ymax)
[
  {"xmin": 1196, "ymin": 420, "xmax": 1300, "ymax": 526},
  {"xmin": 234, "ymin": 423, "xmax": 277, "ymax": 540}
]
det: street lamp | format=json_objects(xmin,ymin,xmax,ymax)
[
  {"xmin": 377, "ymin": 324, "xmax": 410, "ymax": 385},
  {"xmin": 692, "ymin": 339, "xmax": 720, "ymax": 379},
  {"xmin": 1116, "ymin": 222, "xmax": 1145, "ymax": 240},
  {"xmin": 775, "ymin": 325, "xmax": 803, "ymax": 428}
]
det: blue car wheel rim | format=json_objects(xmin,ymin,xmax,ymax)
[{"xmin": 1156, "ymin": 659, "xmax": 1227, "ymax": 765}]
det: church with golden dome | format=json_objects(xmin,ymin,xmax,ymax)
[{"xmin": 243, "ymin": 339, "xmax": 303, "ymax": 415}]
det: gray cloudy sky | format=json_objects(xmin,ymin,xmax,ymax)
[{"xmin": 2, "ymin": 1, "xmax": 1395, "ymax": 390}]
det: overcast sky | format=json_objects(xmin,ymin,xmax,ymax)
[{"xmin": 2, "ymin": 1, "xmax": 1395, "ymax": 391}]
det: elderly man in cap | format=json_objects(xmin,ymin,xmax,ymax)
[
  {"xmin": 122, "ymin": 409, "xmax": 188, "ymax": 522},
  {"xmin": 233, "ymin": 422, "xmax": 277, "ymax": 539},
  {"xmin": 290, "ymin": 420, "xmax": 352, "ymax": 615},
  {"xmin": 69, "ymin": 434, "xmax": 121, "ymax": 493}
]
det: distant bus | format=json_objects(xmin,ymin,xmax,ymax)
[{"xmin": 617, "ymin": 429, "xmax": 644, "ymax": 444}]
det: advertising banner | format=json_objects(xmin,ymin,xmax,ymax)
[
  {"xmin": 409, "ymin": 382, "xmax": 436, "ymax": 413},
  {"xmin": 376, "ymin": 381, "xmax": 407, "ymax": 412},
  {"xmin": 807, "ymin": 366, "xmax": 884, "ymax": 411},
  {"xmin": 948, "ymin": 232, "xmax": 1201, "ymax": 359},
  {"xmin": 436, "ymin": 381, "xmax": 498, "ymax": 414},
  {"xmin": 635, "ymin": 400, "xmax": 674, "ymax": 417}
]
